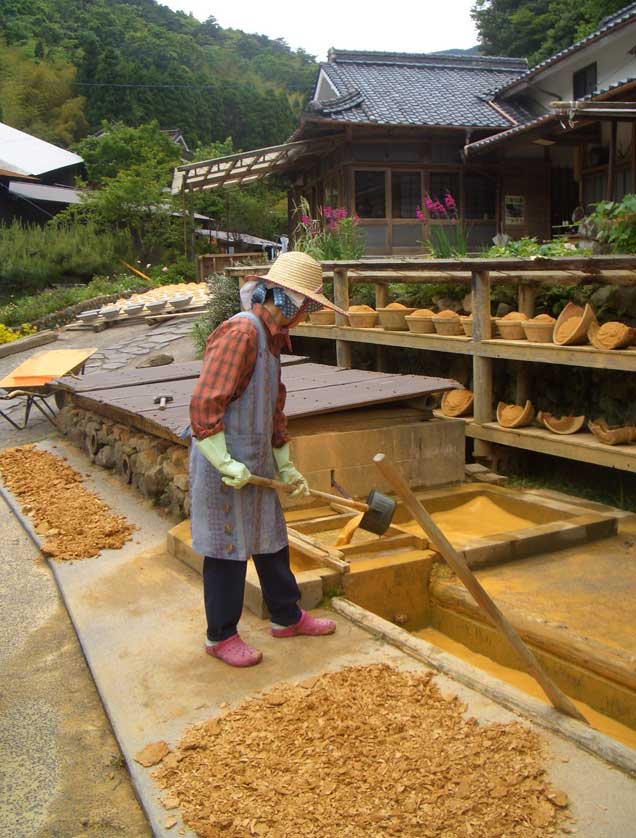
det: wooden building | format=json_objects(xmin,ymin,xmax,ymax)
[{"xmin": 173, "ymin": 4, "xmax": 636, "ymax": 255}]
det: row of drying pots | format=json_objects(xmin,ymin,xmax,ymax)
[
  {"xmin": 441, "ymin": 390, "xmax": 590, "ymax": 436},
  {"xmin": 77, "ymin": 294, "xmax": 194, "ymax": 324}
]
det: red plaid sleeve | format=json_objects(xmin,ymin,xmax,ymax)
[{"xmin": 190, "ymin": 318, "xmax": 258, "ymax": 440}]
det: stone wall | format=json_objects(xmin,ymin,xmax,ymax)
[{"xmin": 58, "ymin": 407, "xmax": 190, "ymax": 519}]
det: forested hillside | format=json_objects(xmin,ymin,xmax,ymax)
[
  {"xmin": 472, "ymin": 0, "xmax": 631, "ymax": 65},
  {"xmin": 0, "ymin": 0, "xmax": 317, "ymax": 149}
]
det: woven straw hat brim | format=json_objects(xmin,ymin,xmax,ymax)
[{"xmin": 258, "ymin": 251, "xmax": 347, "ymax": 317}]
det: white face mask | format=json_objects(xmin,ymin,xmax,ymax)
[{"xmin": 283, "ymin": 288, "xmax": 307, "ymax": 310}]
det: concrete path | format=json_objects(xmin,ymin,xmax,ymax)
[
  {"xmin": 10, "ymin": 439, "xmax": 636, "ymax": 838},
  {"xmin": 0, "ymin": 470, "xmax": 150, "ymax": 837}
]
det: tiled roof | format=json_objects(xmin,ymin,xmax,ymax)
[
  {"xmin": 307, "ymin": 50, "xmax": 528, "ymax": 129},
  {"xmin": 465, "ymin": 76, "xmax": 636, "ymax": 156},
  {"xmin": 495, "ymin": 2, "xmax": 636, "ymax": 96}
]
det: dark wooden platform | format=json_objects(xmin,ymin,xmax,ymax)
[{"xmin": 54, "ymin": 357, "xmax": 459, "ymax": 445}]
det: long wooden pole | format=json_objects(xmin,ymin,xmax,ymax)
[{"xmin": 373, "ymin": 453, "xmax": 588, "ymax": 724}]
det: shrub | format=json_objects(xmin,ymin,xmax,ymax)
[
  {"xmin": 0, "ymin": 220, "xmax": 129, "ymax": 292},
  {"xmin": 587, "ymin": 194, "xmax": 636, "ymax": 254},
  {"xmin": 191, "ymin": 273, "xmax": 241, "ymax": 357},
  {"xmin": 0, "ymin": 323, "xmax": 37, "ymax": 345}
]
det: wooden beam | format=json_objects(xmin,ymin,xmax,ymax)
[
  {"xmin": 607, "ymin": 120, "xmax": 618, "ymax": 201},
  {"xmin": 471, "ymin": 270, "xmax": 493, "ymax": 459}
]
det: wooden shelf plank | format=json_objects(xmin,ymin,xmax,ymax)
[
  {"xmin": 478, "ymin": 339, "xmax": 636, "ymax": 372},
  {"xmin": 467, "ymin": 422, "xmax": 636, "ymax": 472},
  {"xmin": 291, "ymin": 324, "xmax": 474, "ymax": 354}
]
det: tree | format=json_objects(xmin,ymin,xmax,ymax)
[
  {"xmin": 472, "ymin": 0, "xmax": 628, "ymax": 64},
  {"xmin": 74, "ymin": 120, "xmax": 181, "ymax": 185}
]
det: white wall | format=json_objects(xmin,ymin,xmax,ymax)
[{"xmin": 510, "ymin": 23, "xmax": 636, "ymax": 106}]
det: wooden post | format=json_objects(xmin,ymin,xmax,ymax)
[
  {"xmin": 516, "ymin": 284, "xmax": 537, "ymax": 404},
  {"xmin": 375, "ymin": 283, "xmax": 388, "ymax": 372},
  {"xmin": 471, "ymin": 270, "xmax": 493, "ymax": 459},
  {"xmin": 334, "ymin": 267, "xmax": 352, "ymax": 368},
  {"xmin": 606, "ymin": 120, "xmax": 617, "ymax": 201}
]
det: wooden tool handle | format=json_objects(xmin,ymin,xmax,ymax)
[
  {"xmin": 373, "ymin": 453, "xmax": 588, "ymax": 725},
  {"xmin": 249, "ymin": 475, "xmax": 369, "ymax": 513}
]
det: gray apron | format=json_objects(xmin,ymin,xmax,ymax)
[{"xmin": 186, "ymin": 311, "xmax": 288, "ymax": 561}]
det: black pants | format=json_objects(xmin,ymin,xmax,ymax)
[{"xmin": 203, "ymin": 545, "xmax": 302, "ymax": 642}]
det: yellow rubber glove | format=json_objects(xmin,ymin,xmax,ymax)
[
  {"xmin": 196, "ymin": 431, "xmax": 251, "ymax": 489},
  {"xmin": 273, "ymin": 442, "xmax": 310, "ymax": 499}
]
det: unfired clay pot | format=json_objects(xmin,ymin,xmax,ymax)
[
  {"xmin": 441, "ymin": 389, "xmax": 474, "ymax": 417},
  {"xmin": 496, "ymin": 400, "xmax": 536, "ymax": 428},
  {"xmin": 537, "ymin": 411, "xmax": 585, "ymax": 435}
]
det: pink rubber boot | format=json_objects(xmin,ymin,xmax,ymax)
[
  {"xmin": 271, "ymin": 609, "xmax": 337, "ymax": 638},
  {"xmin": 205, "ymin": 634, "xmax": 262, "ymax": 667}
]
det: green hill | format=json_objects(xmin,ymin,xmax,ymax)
[{"xmin": 0, "ymin": 0, "xmax": 318, "ymax": 150}]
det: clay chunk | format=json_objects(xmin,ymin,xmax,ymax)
[
  {"xmin": 134, "ymin": 740, "xmax": 170, "ymax": 767},
  {"xmin": 348, "ymin": 304, "xmax": 375, "ymax": 312},
  {"xmin": 588, "ymin": 321, "xmax": 636, "ymax": 351},
  {"xmin": 496, "ymin": 400, "xmax": 536, "ymax": 428}
]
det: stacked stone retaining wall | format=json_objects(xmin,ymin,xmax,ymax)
[{"xmin": 58, "ymin": 406, "xmax": 189, "ymax": 519}]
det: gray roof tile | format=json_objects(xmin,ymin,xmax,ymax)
[{"xmin": 309, "ymin": 51, "xmax": 528, "ymax": 129}]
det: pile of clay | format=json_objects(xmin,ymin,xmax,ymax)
[
  {"xmin": 152, "ymin": 664, "xmax": 570, "ymax": 838},
  {"xmin": 409, "ymin": 308, "xmax": 435, "ymax": 318},
  {"xmin": 348, "ymin": 304, "xmax": 375, "ymax": 312},
  {"xmin": 0, "ymin": 445, "xmax": 134, "ymax": 559}
]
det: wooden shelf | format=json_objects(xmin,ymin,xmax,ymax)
[
  {"xmin": 479, "ymin": 339, "xmax": 636, "ymax": 372},
  {"xmin": 467, "ymin": 422, "xmax": 636, "ymax": 472},
  {"xmin": 292, "ymin": 324, "xmax": 474, "ymax": 354}
]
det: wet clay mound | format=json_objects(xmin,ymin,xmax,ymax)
[
  {"xmin": 153, "ymin": 664, "xmax": 570, "ymax": 838},
  {"xmin": 0, "ymin": 445, "xmax": 134, "ymax": 560}
]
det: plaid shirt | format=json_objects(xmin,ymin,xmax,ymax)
[{"xmin": 190, "ymin": 304, "xmax": 289, "ymax": 446}]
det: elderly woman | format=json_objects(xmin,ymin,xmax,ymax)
[{"xmin": 187, "ymin": 251, "xmax": 344, "ymax": 667}]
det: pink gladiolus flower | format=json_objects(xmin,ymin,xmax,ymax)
[
  {"xmin": 323, "ymin": 206, "xmax": 333, "ymax": 219},
  {"xmin": 300, "ymin": 214, "xmax": 311, "ymax": 227},
  {"xmin": 433, "ymin": 201, "xmax": 446, "ymax": 216},
  {"xmin": 444, "ymin": 192, "xmax": 456, "ymax": 212},
  {"xmin": 424, "ymin": 195, "xmax": 435, "ymax": 212},
  {"xmin": 416, "ymin": 207, "xmax": 424, "ymax": 221}
]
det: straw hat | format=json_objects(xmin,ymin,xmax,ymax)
[{"xmin": 260, "ymin": 251, "xmax": 347, "ymax": 316}]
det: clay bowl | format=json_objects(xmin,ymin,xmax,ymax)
[
  {"xmin": 145, "ymin": 299, "xmax": 167, "ymax": 314},
  {"xmin": 124, "ymin": 302, "xmax": 145, "ymax": 317},
  {"xmin": 77, "ymin": 309, "xmax": 100, "ymax": 324},
  {"xmin": 170, "ymin": 294, "xmax": 193, "ymax": 310},
  {"xmin": 309, "ymin": 309, "xmax": 336, "ymax": 326},
  {"xmin": 405, "ymin": 309, "xmax": 435, "ymax": 334},
  {"xmin": 377, "ymin": 306, "xmax": 416, "ymax": 331},
  {"xmin": 441, "ymin": 389, "xmax": 474, "ymax": 417},
  {"xmin": 347, "ymin": 310, "xmax": 378, "ymax": 329},
  {"xmin": 460, "ymin": 316, "xmax": 473, "ymax": 337},
  {"xmin": 432, "ymin": 311, "xmax": 463, "ymax": 336},
  {"xmin": 521, "ymin": 316, "xmax": 555, "ymax": 343},
  {"xmin": 496, "ymin": 400, "xmax": 536, "ymax": 429},
  {"xmin": 553, "ymin": 302, "xmax": 596, "ymax": 346},
  {"xmin": 495, "ymin": 312, "xmax": 528, "ymax": 340},
  {"xmin": 588, "ymin": 321, "xmax": 636, "ymax": 351},
  {"xmin": 538, "ymin": 411, "xmax": 585, "ymax": 435},
  {"xmin": 99, "ymin": 306, "xmax": 121, "ymax": 320}
]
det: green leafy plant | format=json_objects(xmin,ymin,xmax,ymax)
[
  {"xmin": 587, "ymin": 195, "xmax": 636, "ymax": 254},
  {"xmin": 485, "ymin": 236, "xmax": 577, "ymax": 258},
  {"xmin": 293, "ymin": 199, "xmax": 366, "ymax": 260}
]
